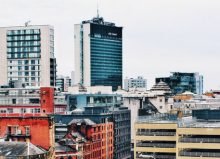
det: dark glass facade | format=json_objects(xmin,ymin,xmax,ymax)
[
  {"xmin": 156, "ymin": 72, "xmax": 199, "ymax": 95},
  {"xmin": 90, "ymin": 23, "xmax": 122, "ymax": 91}
]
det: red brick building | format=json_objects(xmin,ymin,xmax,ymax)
[
  {"xmin": 55, "ymin": 118, "xmax": 114, "ymax": 159},
  {"xmin": 0, "ymin": 116, "xmax": 54, "ymax": 151}
]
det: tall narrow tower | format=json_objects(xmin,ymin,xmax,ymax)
[{"xmin": 74, "ymin": 16, "xmax": 123, "ymax": 91}]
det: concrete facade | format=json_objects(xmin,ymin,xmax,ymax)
[
  {"xmin": 134, "ymin": 113, "xmax": 220, "ymax": 159},
  {"xmin": 0, "ymin": 25, "xmax": 56, "ymax": 87}
]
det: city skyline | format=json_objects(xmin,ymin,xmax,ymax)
[{"xmin": 1, "ymin": 0, "xmax": 220, "ymax": 91}]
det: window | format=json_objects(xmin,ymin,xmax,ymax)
[
  {"xmin": 18, "ymin": 60, "xmax": 22, "ymax": 65},
  {"xmin": 25, "ymin": 66, "xmax": 29, "ymax": 70},
  {"xmin": 24, "ymin": 60, "xmax": 29, "ymax": 65},
  {"xmin": 31, "ymin": 72, "xmax": 35, "ymax": 76},
  {"xmin": 7, "ymin": 108, "xmax": 13, "ymax": 113},
  {"xmin": 31, "ymin": 66, "xmax": 35, "ymax": 70},
  {"xmin": 18, "ymin": 66, "xmax": 22, "ymax": 71},
  {"xmin": 31, "ymin": 108, "xmax": 40, "ymax": 113},
  {"xmin": 21, "ymin": 108, "xmax": 26, "ymax": 114},
  {"xmin": 25, "ymin": 126, "xmax": 30, "ymax": 135},
  {"xmin": 12, "ymin": 99, "xmax": 16, "ymax": 104},
  {"xmin": 31, "ymin": 60, "xmax": 35, "ymax": 64}
]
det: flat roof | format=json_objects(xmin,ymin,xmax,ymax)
[{"xmin": 136, "ymin": 115, "xmax": 220, "ymax": 128}]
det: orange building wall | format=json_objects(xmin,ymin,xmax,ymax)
[
  {"xmin": 174, "ymin": 94, "xmax": 193, "ymax": 101},
  {"xmin": 83, "ymin": 123, "xmax": 114, "ymax": 159},
  {"xmin": 67, "ymin": 121, "xmax": 114, "ymax": 159},
  {"xmin": 0, "ymin": 117, "xmax": 54, "ymax": 150},
  {"xmin": 40, "ymin": 87, "xmax": 54, "ymax": 114}
]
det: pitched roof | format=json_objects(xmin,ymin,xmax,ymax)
[
  {"xmin": 0, "ymin": 142, "xmax": 46, "ymax": 156},
  {"xmin": 68, "ymin": 118, "xmax": 96, "ymax": 126}
]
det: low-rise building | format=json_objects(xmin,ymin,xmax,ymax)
[
  {"xmin": 54, "ymin": 106, "xmax": 131, "ymax": 159},
  {"xmin": 0, "ymin": 116, "xmax": 54, "ymax": 152},
  {"xmin": 134, "ymin": 109, "xmax": 220, "ymax": 159},
  {"xmin": 55, "ymin": 118, "xmax": 114, "ymax": 159},
  {"xmin": 0, "ymin": 86, "xmax": 67, "ymax": 115}
]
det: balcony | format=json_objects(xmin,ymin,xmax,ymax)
[
  {"xmin": 179, "ymin": 150, "xmax": 220, "ymax": 158},
  {"xmin": 137, "ymin": 142, "xmax": 176, "ymax": 148},
  {"xmin": 179, "ymin": 137, "xmax": 220, "ymax": 143},
  {"xmin": 137, "ymin": 131, "xmax": 176, "ymax": 136},
  {"xmin": 7, "ymin": 133, "xmax": 30, "ymax": 138},
  {"xmin": 136, "ymin": 152, "xmax": 176, "ymax": 159}
]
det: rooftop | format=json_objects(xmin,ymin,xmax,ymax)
[
  {"xmin": 82, "ymin": 17, "xmax": 116, "ymax": 27},
  {"xmin": 136, "ymin": 113, "xmax": 220, "ymax": 128},
  {"xmin": 0, "ymin": 142, "xmax": 46, "ymax": 157},
  {"xmin": 68, "ymin": 118, "xmax": 96, "ymax": 126}
]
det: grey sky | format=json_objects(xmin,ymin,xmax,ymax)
[{"xmin": 1, "ymin": 0, "xmax": 220, "ymax": 91}]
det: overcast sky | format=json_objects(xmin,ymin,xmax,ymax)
[{"xmin": 1, "ymin": 0, "xmax": 220, "ymax": 91}]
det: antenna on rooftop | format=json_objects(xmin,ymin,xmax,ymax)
[
  {"xmin": 97, "ymin": 0, "xmax": 99, "ymax": 18},
  {"xmin": 25, "ymin": 20, "xmax": 31, "ymax": 27}
]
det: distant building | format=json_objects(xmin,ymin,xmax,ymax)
[
  {"xmin": 74, "ymin": 16, "xmax": 123, "ymax": 91},
  {"xmin": 156, "ymin": 72, "xmax": 203, "ymax": 95},
  {"xmin": 134, "ymin": 110, "xmax": 220, "ymax": 159},
  {"xmin": 124, "ymin": 76, "xmax": 147, "ymax": 91},
  {"xmin": 0, "ymin": 25, "xmax": 56, "ymax": 87},
  {"xmin": 56, "ymin": 75, "xmax": 71, "ymax": 92}
]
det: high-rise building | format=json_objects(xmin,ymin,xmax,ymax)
[
  {"xmin": 124, "ymin": 76, "xmax": 147, "ymax": 91},
  {"xmin": 0, "ymin": 25, "xmax": 56, "ymax": 87},
  {"xmin": 74, "ymin": 16, "xmax": 123, "ymax": 91},
  {"xmin": 156, "ymin": 72, "xmax": 203, "ymax": 95}
]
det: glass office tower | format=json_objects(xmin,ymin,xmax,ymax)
[
  {"xmin": 74, "ymin": 17, "xmax": 123, "ymax": 91},
  {"xmin": 156, "ymin": 72, "xmax": 203, "ymax": 95}
]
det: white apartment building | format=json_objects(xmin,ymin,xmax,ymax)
[
  {"xmin": 0, "ymin": 25, "xmax": 56, "ymax": 87},
  {"xmin": 124, "ymin": 76, "xmax": 147, "ymax": 91}
]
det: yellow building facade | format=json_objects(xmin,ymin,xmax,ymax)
[{"xmin": 134, "ymin": 115, "xmax": 220, "ymax": 159}]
